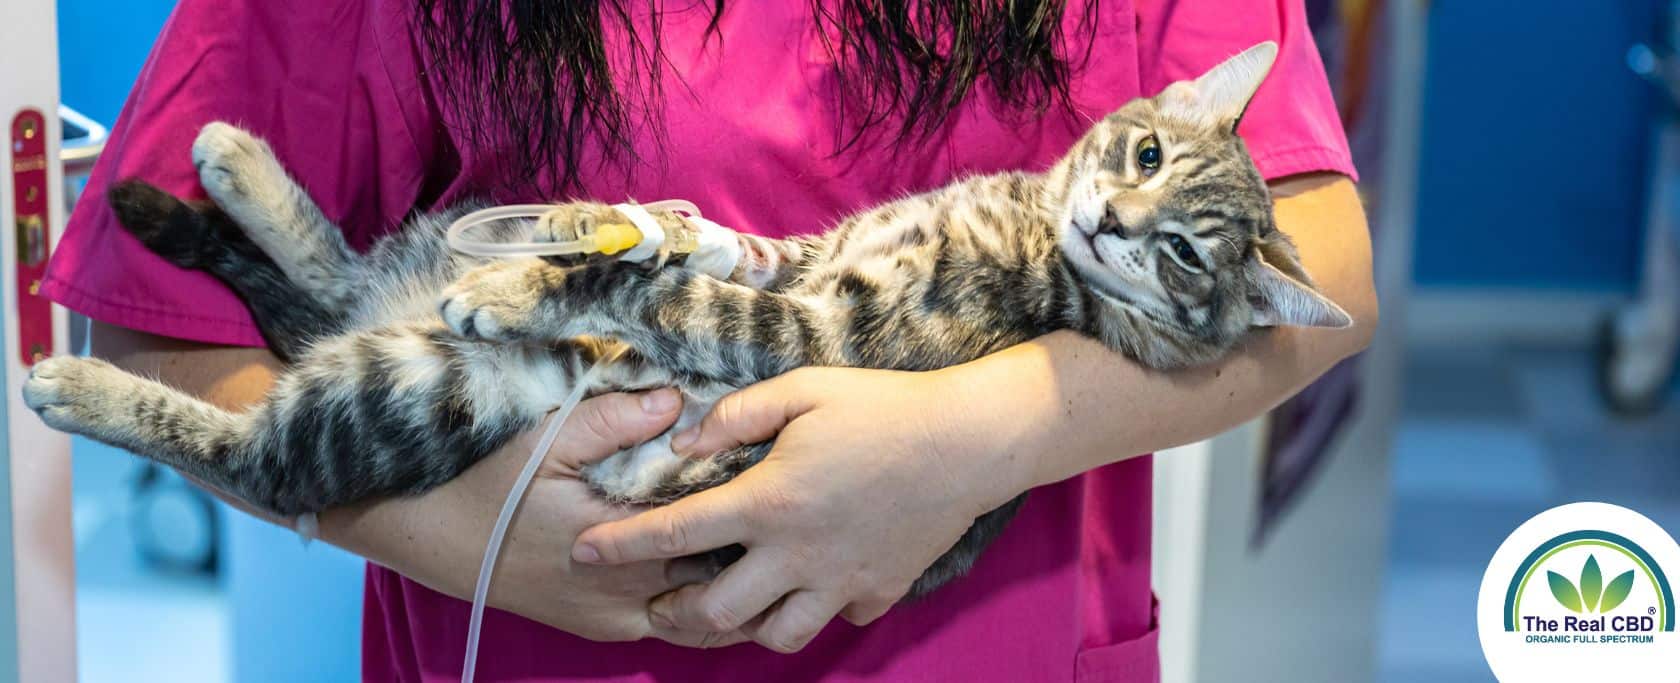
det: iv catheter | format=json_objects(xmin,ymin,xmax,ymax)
[{"xmin": 446, "ymin": 199, "xmax": 715, "ymax": 260}]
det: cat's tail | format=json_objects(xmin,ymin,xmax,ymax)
[{"xmin": 106, "ymin": 179, "xmax": 225, "ymax": 268}]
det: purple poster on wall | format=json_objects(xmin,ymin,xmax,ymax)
[{"xmin": 1254, "ymin": 0, "xmax": 1387, "ymax": 546}]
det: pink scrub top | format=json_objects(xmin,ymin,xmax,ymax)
[{"xmin": 44, "ymin": 1, "xmax": 1354, "ymax": 680}]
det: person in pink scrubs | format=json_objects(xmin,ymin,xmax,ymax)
[{"xmin": 45, "ymin": 0, "xmax": 1375, "ymax": 680}]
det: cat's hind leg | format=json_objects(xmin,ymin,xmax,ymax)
[
  {"xmin": 23, "ymin": 328, "xmax": 560, "ymax": 516},
  {"xmin": 107, "ymin": 180, "xmax": 346, "ymax": 360},
  {"xmin": 23, "ymin": 356, "xmax": 249, "ymax": 488},
  {"xmin": 191, "ymin": 122, "xmax": 360, "ymax": 308}
]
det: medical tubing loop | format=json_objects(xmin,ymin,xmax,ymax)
[{"xmin": 445, "ymin": 200, "xmax": 702, "ymax": 258}]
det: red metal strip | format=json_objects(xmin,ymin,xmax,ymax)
[{"xmin": 11, "ymin": 109, "xmax": 53, "ymax": 366}]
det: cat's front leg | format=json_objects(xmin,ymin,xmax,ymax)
[
  {"xmin": 439, "ymin": 258, "xmax": 649, "ymax": 343},
  {"xmin": 438, "ymin": 258, "xmax": 573, "ymax": 341},
  {"xmin": 534, "ymin": 201, "xmax": 825, "ymax": 291},
  {"xmin": 442, "ymin": 258, "xmax": 829, "ymax": 384}
]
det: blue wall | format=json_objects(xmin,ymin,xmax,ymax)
[
  {"xmin": 1413, "ymin": 2, "xmax": 1661, "ymax": 291},
  {"xmin": 58, "ymin": 2, "xmax": 363, "ymax": 681},
  {"xmin": 56, "ymin": 0, "xmax": 176, "ymax": 126}
]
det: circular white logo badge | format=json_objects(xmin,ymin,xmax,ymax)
[{"xmin": 1478, "ymin": 502, "xmax": 1680, "ymax": 681}]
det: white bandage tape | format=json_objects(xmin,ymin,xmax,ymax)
[
  {"xmin": 685, "ymin": 216, "xmax": 742, "ymax": 280},
  {"xmin": 612, "ymin": 203, "xmax": 666, "ymax": 262}
]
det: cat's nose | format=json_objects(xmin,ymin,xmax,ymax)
[{"xmin": 1097, "ymin": 205, "xmax": 1126, "ymax": 237}]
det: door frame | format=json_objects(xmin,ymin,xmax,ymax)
[{"xmin": 0, "ymin": 2, "xmax": 77, "ymax": 681}]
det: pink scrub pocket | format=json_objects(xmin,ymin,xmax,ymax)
[{"xmin": 1075, "ymin": 600, "xmax": 1162, "ymax": 683}]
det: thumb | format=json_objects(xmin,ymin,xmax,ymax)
[
  {"xmin": 669, "ymin": 373, "xmax": 818, "ymax": 457},
  {"xmin": 549, "ymin": 388, "xmax": 683, "ymax": 469}
]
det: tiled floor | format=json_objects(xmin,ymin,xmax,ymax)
[{"xmin": 1376, "ymin": 344, "xmax": 1680, "ymax": 683}]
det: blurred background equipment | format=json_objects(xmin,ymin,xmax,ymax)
[
  {"xmin": 1378, "ymin": 3, "xmax": 1680, "ymax": 683},
  {"xmin": 57, "ymin": 106, "xmax": 103, "ymax": 209},
  {"xmin": 1601, "ymin": 2, "xmax": 1680, "ymax": 415},
  {"xmin": 129, "ymin": 465, "xmax": 219, "ymax": 574}
]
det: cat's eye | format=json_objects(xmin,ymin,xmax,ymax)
[
  {"xmin": 1136, "ymin": 135, "xmax": 1162, "ymax": 175},
  {"xmin": 1165, "ymin": 233, "xmax": 1203, "ymax": 271}
]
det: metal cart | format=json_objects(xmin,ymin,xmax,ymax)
[{"xmin": 1603, "ymin": 6, "xmax": 1680, "ymax": 415}]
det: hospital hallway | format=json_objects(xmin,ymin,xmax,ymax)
[{"xmin": 1377, "ymin": 343, "xmax": 1680, "ymax": 682}]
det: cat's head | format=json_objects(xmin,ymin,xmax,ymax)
[{"xmin": 1053, "ymin": 41, "xmax": 1351, "ymax": 366}]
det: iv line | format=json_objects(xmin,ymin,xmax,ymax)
[{"xmin": 448, "ymin": 198, "xmax": 728, "ymax": 683}]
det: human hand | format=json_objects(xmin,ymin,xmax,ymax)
[
  {"xmin": 321, "ymin": 388, "xmax": 747, "ymax": 647},
  {"xmin": 571, "ymin": 367, "xmax": 1032, "ymax": 652}
]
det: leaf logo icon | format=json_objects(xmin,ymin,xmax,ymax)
[
  {"xmin": 1581, "ymin": 555, "xmax": 1603, "ymax": 612},
  {"xmin": 1549, "ymin": 555, "xmax": 1639, "ymax": 613},
  {"xmin": 1600, "ymin": 570, "xmax": 1636, "ymax": 613},
  {"xmin": 1549, "ymin": 570, "xmax": 1583, "ymax": 613}
]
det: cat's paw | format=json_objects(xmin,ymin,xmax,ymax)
[
  {"xmin": 533, "ymin": 202, "xmax": 625, "ymax": 244},
  {"xmin": 191, "ymin": 122, "xmax": 276, "ymax": 202},
  {"xmin": 534, "ymin": 203, "xmax": 684, "ymax": 268},
  {"xmin": 23, "ymin": 356, "xmax": 132, "ymax": 435},
  {"xmin": 438, "ymin": 259, "xmax": 553, "ymax": 341}
]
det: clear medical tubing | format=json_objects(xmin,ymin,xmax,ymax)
[
  {"xmin": 461, "ymin": 367, "xmax": 600, "ymax": 683},
  {"xmin": 446, "ymin": 200, "xmax": 703, "ymax": 258}
]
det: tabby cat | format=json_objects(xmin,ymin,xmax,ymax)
[{"xmin": 24, "ymin": 42, "xmax": 1347, "ymax": 597}]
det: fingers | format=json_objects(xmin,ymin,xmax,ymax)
[
  {"xmin": 649, "ymin": 624, "xmax": 751, "ymax": 649},
  {"xmin": 549, "ymin": 388, "xmax": 683, "ymax": 469},
  {"xmin": 649, "ymin": 552, "xmax": 795, "ymax": 633},
  {"xmin": 746, "ymin": 590, "xmax": 845, "ymax": 653},
  {"xmin": 840, "ymin": 599, "xmax": 894, "ymax": 627},
  {"xmin": 573, "ymin": 485, "xmax": 753, "ymax": 564},
  {"xmin": 650, "ymin": 571, "xmax": 844, "ymax": 654},
  {"xmin": 664, "ymin": 556, "xmax": 723, "ymax": 587},
  {"xmin": 670, "ymin": 372, "xmax": 820, "ymax": 457}
]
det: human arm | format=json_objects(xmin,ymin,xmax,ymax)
[
  {"xmin": 932, "ymin": 172, "xmax": 1376, "ymax": 486},
  {"xmin": 88, "ymin": 320, "xmax": 746, "ymax": 646},
  {"xmin": 569, "ymin": 173, "xmax": 1376, "ymax": 651}
]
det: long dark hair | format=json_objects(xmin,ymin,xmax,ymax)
[{"xmin": 415, "ymin": 0, "xmax": 1095, "ymax": 194}]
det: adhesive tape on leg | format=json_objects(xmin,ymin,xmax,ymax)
[
  {"xmin": 612, "ymin": 203, "xmax": 666, "ymax": 262},
  {"xmin": 685, "ymin": 216, "xmax": 742, "ymax": 279}
]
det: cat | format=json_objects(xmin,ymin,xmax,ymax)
[{"xmin": 24, "ymin": 41, "xmax": 1348, "ymax": 598}]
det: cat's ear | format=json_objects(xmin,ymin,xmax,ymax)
[
  {"xmin": 1247, "ymin": 245, "xmax": 1352, "ymax": 329},
  {"xmin": 1192, "ymin": 41, "xmax": 1278, "ymax": 129}
]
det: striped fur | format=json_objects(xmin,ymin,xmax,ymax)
[{"xmin": 24, "ymin": 42, "xmax": 1345, "ymax": 598}]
